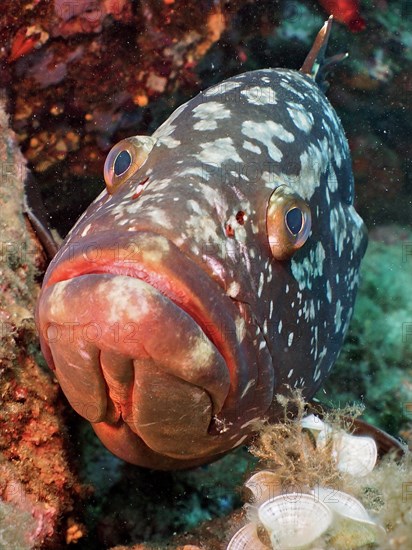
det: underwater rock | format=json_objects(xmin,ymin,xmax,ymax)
[
  {"xmin": 0, "ymin": 95, "xmax": 83, "ymax": 547},
  {"xmin": 2, "ymin": 1, "xmax": 411, "ymax": 233},
  {"xmin": 1, "ymin": 0, "xmax": 249, "ymax": 178}
]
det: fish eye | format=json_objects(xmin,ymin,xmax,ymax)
[
  {"xmin": 285, "ymin": 207, "xmax": 303, "ymax": 236},
  {"xmin": 266, "ymin": 186, "xmax": 311, "ymax": 260},
  {"xmin": 104, "ymin": 135, "xmax": 156, "ymax": 194},
  {"xmin": 114, "ymin": 150, "xmax": 132, "ymax": 176}
]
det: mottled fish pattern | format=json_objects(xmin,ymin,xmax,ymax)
[{"xmin": 36, "ymin": 28, "xmax": 367, "ymax": 469}]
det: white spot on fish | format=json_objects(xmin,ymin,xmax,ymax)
[
  {"xmin": 327, "ymin": 164, "xmax": 338, "ymax": 192},
  {"xmin": 195, "ymin": 137, "xmax": 243, "ymax": 166},
  {"xmin": 242, "ymin": 121, "xmax": 284, "ymax": 162},
  {"xmin": 187, "ymin": 199, "xmax": 203, "ymax": 214},
  {"xmin": 291, "ymin": 241, "xmax": 326, "ymax": 291},
  {"xmin": 326, "ymin": 280, "xmax": 332, "ymax": 302},
  {"xmin": 81, "ymin": 223, "xmax": 91, "ymax": 237},
  {"xmin": 240, "ymin": 86, "xmax": 277, "ymax": 105},
  {"xmin": 279, "ymin": 80, "xmax": 304, "ymax": 99},
  {"xmin": 192, "ymin": 101, "xmax": 231, "ymax": 131},
  {"xmin": 330, "ymin": 204, "xmax": 347, "ymax": 256},
  {"xmin": 294, "ymin": 141, "xmax": 326, "ymax": 200},
  {"xmin": 243, "ymin": 140, "xmax": 262, "ymax": 155},
  {"xmin": 287, "ymin": 102, "xmax": 314, "ymax": 133},
  {"xmin": 335, "ymin": 300, "xmax": 343, "ymax": 332},
  {"xmin": 240, "ymin": 379, "xmax": 256, "ymax": 399},
  {"xmin": 104, "ymin": 277, "xmax": 151, "ymax": 324},
  {"xmin": 236, "ymin": 317, "xmax": 246, "ymax": 341},
  {"xmin": 226, "ymin": 281, "xmax": 240, "ymax": 298},
  {"xmin": 258, "ymin": 272, "xmax": 264, "ymax": 297},
  {"xmin": 204, "ymin": 80, "xmax": 242, "ymax": 97},
  {"xmin": 157, "ymin": 135, "xmax": 180, "ymax": 148},
  {"xmin": 177, "ymin": 166, "xmax": 210, "ymax": 180}
]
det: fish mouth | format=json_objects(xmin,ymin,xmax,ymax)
[{"xmin": 37, "ymin": 231, "xmax": 266, "ymax": 466}]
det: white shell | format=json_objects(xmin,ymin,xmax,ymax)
[
  {"xmin": 333, "ymin": 434, "xmax": 377, "ymax": 477},
  {"xmin": 312, "ymin": 487, "xmax": 384, "ymax": 548},
  {"xmin": 301, "ymin": 414, "xmax": 332, "ymax": 447},
  {"xmin": 244, "ymin": 471, "xmax": 282, "ymax": 506},
  {"xmin": 300, "ymin": 414, "xmax": 326, "ymax": 432},
  {"xmin": 316, "ymin": 428, "xmax": 377, "ymax": 477},
  {"xmin": 258, "ymin": 493, "xmax": 333, "ymax": 549},
  {"xmin": 226, "ymin": 522, "xmax": 269, "ymax": 550},
  {"xmin": 312, "ymin": 487, "xmax": 377, "ymax": 526}
]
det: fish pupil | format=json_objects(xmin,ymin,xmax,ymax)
[
  {"xmin": 114, "ymin": 150, "xmax": 132, "ymax": 176},
  {"xmin": 286, "ymin": 207, "xmax": 303, "ymax": 235}
]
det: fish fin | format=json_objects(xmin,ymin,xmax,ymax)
[
  {"xmin": 23, "ymin": 172, "xmax": 59, "ymax": 260},
  {"xmin": 300, "ymin": 16, "xmax": 347, "ymax": 91}
]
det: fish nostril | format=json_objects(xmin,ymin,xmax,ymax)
[
  {"xmin": 225, "ymin": 211, "xmax": 247, "ymax": 238},
  {"xmin": 225, "ymin": 223, "xmax": 235, "ymax": 238},
  {"xmin": 236, "ymin": 210, "xmax": 247, "ymax": 225},
  {"xmin": 114, "ymin": 150, "xmax": 132, "ymax": 176}
]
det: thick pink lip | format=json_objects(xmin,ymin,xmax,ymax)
[
  {"xmin": 36, "ymin": 230, "xmax": 275, "ymax": 466},
  {"xmin": 38, "ymin": 231, "xmax": 254, "ymax": 410}
]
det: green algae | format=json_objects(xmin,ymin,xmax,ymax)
[{"xmin": 318, "ymin": 228, "xmax": 412, "ymax": 438}]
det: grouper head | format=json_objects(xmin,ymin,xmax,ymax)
[{"xmin": 36, "ymin": 20, "xmax": 367, "ymax": 469}]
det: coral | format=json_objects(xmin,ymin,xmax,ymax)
[
  {"xmin": 0, "ymin": 0, "xmax": 251, "ymax": 179},
  {"xmin": 0, "ymin": 95, "xmax": 83, "ymax": 548},
  {"xmin": 0, "ymin": 500, "xmax": 35, "ymax": 550}
]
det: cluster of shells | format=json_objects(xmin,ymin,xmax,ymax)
[{"xmin": 227, "ymin": 415, "xmax": 383, "ymax": 549}]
